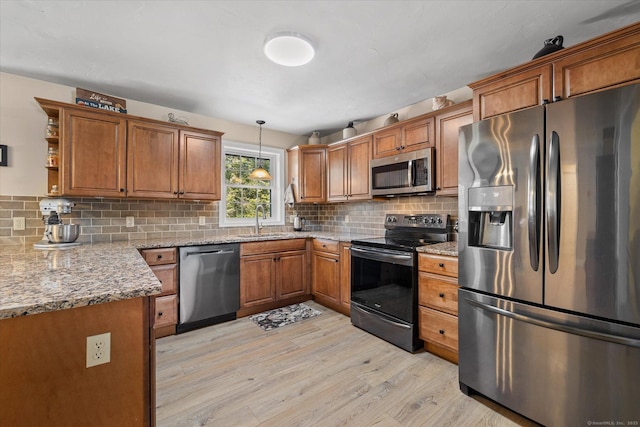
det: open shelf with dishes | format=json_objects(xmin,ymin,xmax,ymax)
[{"xmin": 40, "ymin": 103, "xmax": 61, "ymax": 196}]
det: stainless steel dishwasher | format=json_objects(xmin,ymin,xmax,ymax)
[{"xmin": 177, "ymin": 243, "xmax": 240, "ymax": 333}]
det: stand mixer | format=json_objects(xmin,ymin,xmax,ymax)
[{"xmin": 33, "ymin": 198, "xmax": 81, "ymax": 250}]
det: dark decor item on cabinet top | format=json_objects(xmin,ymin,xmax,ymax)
[
  {"xmin": 532, "ymin": 35, "xmax": 564, "ymax": 59},
  {"xmin": 343, "ymin": 121, "xmax": 357, "ymax": 139}
]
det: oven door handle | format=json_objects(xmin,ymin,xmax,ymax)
[
  {"xmin": 352, "ymin": 304, "xmax": 411, "ymax": 329},
  {"xmin": 350, "ymin": 246, "xmax": 414, "ymax": 266}
]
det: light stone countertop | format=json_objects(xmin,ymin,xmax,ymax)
[
  {"xmin": 416, "ymin": 241, "xmax": 458, "ymax": 257},
  {"xmin": 0, "ymin": 231, "xmax": 379, "ymax": 319}
]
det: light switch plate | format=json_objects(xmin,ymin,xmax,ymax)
[
  {"xmin": 199, "ymin": 216, "xmax": 206, "ymax": 226},
  {"xmin": 125, "ymin": 216, "xmax": 134, "ymax": 228}
]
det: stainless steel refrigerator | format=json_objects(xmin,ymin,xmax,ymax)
[{"xmin": 458, "ymin": 83, "xmax": 640, "ymax": 425}]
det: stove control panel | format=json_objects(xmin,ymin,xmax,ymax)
[{"xmin": 385, "ymin": 214, "xmax": 449, "ymax": 229}]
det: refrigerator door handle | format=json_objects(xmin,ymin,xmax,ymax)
[
  {"xmin": 547, "ymin": 131, "xmax": 561, "ymax": 274},
  {"xmin": 464, "ymin": 296, "xmax": 640, "ymax": 348},
  {"xmin": 528, "ymin": 134, "xmax": 541, "ymax": 271}
]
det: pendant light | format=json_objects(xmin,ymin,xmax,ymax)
[{"xmin": 248, "ymin": 120, "xmax": 272, "ymax": 181}]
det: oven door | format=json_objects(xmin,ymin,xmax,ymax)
[{"xmin": 350, "ymin": 245, "xmax": 416, "ymax": 323}]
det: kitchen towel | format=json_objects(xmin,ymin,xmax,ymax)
[{"xmin": 284, "ymin": 183, "xmax": 296, "ymax": 207}]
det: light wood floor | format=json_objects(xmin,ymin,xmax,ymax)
[{"xmin": 156, "ymin": 301, "xmax": 538, "ymax": 427}]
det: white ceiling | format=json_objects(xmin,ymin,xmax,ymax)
[{"xmin": 1, "ymin": 1, "xmax": 639, "ymax": 136}]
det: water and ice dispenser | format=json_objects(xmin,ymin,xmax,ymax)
[{"xmin": 467, "ymin": 185, "xmax": 513, "ymax": 250}]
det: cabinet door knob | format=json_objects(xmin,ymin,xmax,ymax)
[
  {"xmin": 179, "ymin": 190, "xmax": 185, "ymax": 195},
  {"xmin": 438, "ymin": 292, "xmax": 444, "ymax": 298},
  {"xmin": 159, "ymin": 280, "xmax": 163, "ymax": 284},
  {"xmin": 173, "ymin": 191, "xmax": 178, "ymax": 195},
  {"xmin": 438, "ymin": 263, "xmax": 444, "ymax": 267},
  {"xmin": 157, "ymin": 255, "xmax": 163, "ymax": 259},
  {"xmin": 119, "ymin": 188, "xmax": 125, "ymax": 192},
  {"xmin": 158, "ymin": 311, "xmax": 163, "ymax": 317},
  {"xmin": 439, "ymin": 329, "xmax": 445, "ymax": 335}
]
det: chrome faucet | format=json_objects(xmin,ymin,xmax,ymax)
[{"xmin": 255, "ymin": 204, "xmax": 266, "ymax": 235}]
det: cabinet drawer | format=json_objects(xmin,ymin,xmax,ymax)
[
  {"xmin": 312, "ymin": 239, "xmax": 340, "ymax": 254},
  {"xmin": 150, "ymin": 263, "xmax": 177, "ymax": 295},
  {"xmin": 154, "ymin": 295, "xmax": 177, "ymax": 329},
  {"xmin": 141, "ymin": 247, "xmax": 177, "ymax": 266},
  {"xmin": 418, "ymin": 253, "xmax": 458, "ymax": 277},
  {"xmin": 419, "ymin": 306, "xmax": 458, "ymax": 353},
  {"xmin": 241, "ymin": 239, "xmax": 307, "ymax": 256},
  {"xmin": 418, "ymin": 272, "xmax": 458, "ymax": 315}
]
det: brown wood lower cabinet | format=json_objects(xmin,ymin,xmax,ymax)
[
  {"xmin": 418, "ymin": 253, "xmax": 459, "ymax": 364},
  {"xmin": 153, "ymin": 295, "xmax": 178, "ymax": 329},
  {"xmin": 0, "ymin": 298, "xmax": 152, "ymax": 427},
  {"xmin": 311, "ymin": 239, "xmax": 350, "ymax": 316},
  {"xmin": 339, "ymin": 242, "xmax": 352, "ymax": 310},
  {"xmin": 239, "ymin": 239, "xmax": 310, "ymax": 316},
  {"xmin": 140, "ymin": 247, "xmax": 178, "ymax": 338}
]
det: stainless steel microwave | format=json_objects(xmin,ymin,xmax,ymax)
[{"xmin": 370, "ymin": 148, "xmax": 435, "ymax": 196}]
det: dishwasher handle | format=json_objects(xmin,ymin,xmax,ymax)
[{"xmin": 185, "ymin": 249, "xmax": 236, "ymax": 256}]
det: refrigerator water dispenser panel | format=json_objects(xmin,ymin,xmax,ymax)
[{"xmin": 467, "ymin": 186, "xmax": 513, "ymax": 250}]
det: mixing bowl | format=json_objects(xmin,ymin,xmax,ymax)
[{"xmin": 46, "ymin": 224, "xmax": 80, "ymax": 243}]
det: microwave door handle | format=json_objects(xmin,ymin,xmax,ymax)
[{"xmin": 408, "ymin": 160, "xmax": 414, "ymax": 186}]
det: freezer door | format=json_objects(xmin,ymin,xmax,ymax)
[
  {"xmin": 545, "ymin": 84, "xmax": 640, "ymax": 324},
  {"xmin": 459, "ymin": 289, "xmax": 640, "ymax": 426},
  {"xmin": 458, "ymin": 107, "xmax": 544, "ymax": 303}
]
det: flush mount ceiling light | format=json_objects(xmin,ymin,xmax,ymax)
[{"xmin": 264, "ymin": 31, "xmax": 315, "ymax": 67}]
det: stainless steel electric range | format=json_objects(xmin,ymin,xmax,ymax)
[{"xmin": 350, "ymin": 213, "xmax": 454, "ymax": 352}]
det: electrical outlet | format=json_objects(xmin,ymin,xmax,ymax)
[
  {"xmin": 345, "ymin": 215, "xmax": 350, "ymax": 223},
  {"xmin": 125, "ymin": 216, "xmax": 135, "ymax": 228},
  {"xmin": 198, "ymin": 216, "xmax": 206, "ymax": 226},
  {"xmin": 86, "ymin": 332, "xmax": 111, "ymax": 368},
  {"xmin": 13, "ymin": 217, "xmax": 25, "ymax": 231}
]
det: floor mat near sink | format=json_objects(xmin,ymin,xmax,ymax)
[{"xmin": 249, "ymin": 303, "xmax": 322, "ymax": 331}]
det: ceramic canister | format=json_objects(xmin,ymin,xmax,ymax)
[
  {"xmin": 343, "ymin": 122, "xmax": 357, "ymax": 139},
  {"xmin": 308, "ymin": 131, "xmax": 321, "ymax": 144}
]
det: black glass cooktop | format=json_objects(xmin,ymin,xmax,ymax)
[
  {"xmin": 351, "ymin": 236, "xmax": 439, "ymax": 252},
  {"xmin": 352, "ymin": 213, "xmax": 452, "ymax": 252}
]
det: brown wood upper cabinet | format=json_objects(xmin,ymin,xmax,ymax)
[
  {"xmin": 287, "ymin": 145, "xmax": 326, "ymax": 203},
  {"xmin": 61, "ymin": 107, "xmax": 127, "ymax": 197},
  {"xmin": 327, "ymin": 135, "xmax": 372, "ymax": 202},
  {"xmin": 434, "ymin": 101, "xmax": 473, "ymax": 196},
  {"xmin": 470, "ymin": 22, "xmax": 640, "ymax": 121},
  {"xmin": 373, "ymin": 116, "xmax": 434, "ymax": 159},
  {"xmin": 35, "ymin": 98, "xmax": 223, "ymax": 200},
  {"xmin": 127, "ymin": 122, "xmax": 221, "ymax": 200}
]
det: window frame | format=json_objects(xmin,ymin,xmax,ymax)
[{"xmin": 219, "ymin": 139, "xmax": 284, "ymax": 228}]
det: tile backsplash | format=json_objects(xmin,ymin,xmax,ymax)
[{"xmin": 1, "ymin": 194, "xmax": 458, "ymax": 245}]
